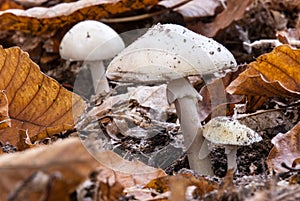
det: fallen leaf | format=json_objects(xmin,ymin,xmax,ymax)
[
  {"xmin": 0, "ymin": 0, "xmax": 158, "ymax": 36},
  {"xmin": 14, "ymin": 0, "xmax": 76, "ymax": 7},
  {"xmin": 94, "ymin": 150, "xmax": 167, "ymax": 188},
  {"xmin": 0, "ymin": 46, "xmax": 85, "ymax": 144},
  {"xmin": 159, "ymin": 0, "xmax": 222, "ymax": 18},
  {"xmin": 0, "ymin": 90, "xmax": 11, "ymax": 129},
  {"xmin": 265, "ymin": 0, "xmax": 300, "ymax": 11},
  {"xmin": 188, "ymin": 0, "xmax": 252, "ymax": 37},
  {"xmin": 227, "ymin": 45, "xmax": 300, "ymax": 98},
  {"xmin": 198, "ymin": 65, "xmax": 246, "ymax": 122},
  {"xmin": 216, "ymin": 169, "xmax": 238, "ymax": 200},
  {"xmin": 0, "ymin": 137, "xmax": 100, "ymax": 201},
  {"xmin": 15, "ymin": 129, "xmax": 35, "ymax": 151},
  {"xmin": 13, "ymin": 0, "xmax": 48, "ymax": 7},
  {"xmin": 169, "ymin": 174, "xmax": 190, "ymax": 200},
  {"xmin": 0, "ymin": 0, "xmax": 23, "ymax": 11},
  {"xmin": 292, "ymin": 158, "xmax": 300, "ymax": 168},
  {"xmin": 238, "ymin": 109, "xmax": 296, "ymax": 132},
  {"xmin": 99, "ymin": 179, "xmax": 125, "ymax": 201},
  {"xmin": 144, "ymin": 173, "xmax": 219, "ymax": 196},
  {"xmin": 267, "ymin": 122, "xmax": 300, "ymax": 173}
]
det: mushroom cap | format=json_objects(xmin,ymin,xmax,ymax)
[
  {"xmin": 59, "ymin": 20, "xmax": 125, "ymax": 61},
  {"xmin": 106, "ymin": 23, "xmax": 236, "ymax": 83},
  {"xmin": 203, "ymin": 116, "xmax": 262, "ymax": 146}
]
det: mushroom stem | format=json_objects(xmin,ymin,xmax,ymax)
[
  {"xmin": 225, "ymin": 145, "xmax": 237, "ymax": 171},
  {"xmin": 86, "ymin": 61, "xmax": 110, "ymax": 95},
  {"xmin": 167, "ymin": 78, "xmax": 214, "ymax": 175}
]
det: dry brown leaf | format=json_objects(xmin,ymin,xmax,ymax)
[
  {"xmin": 198, "ymin": 65, "xmax": 246, "ymax": 122},
  {"xmin": 95, "ymin": 150, "xmax": 167, "ymax": 188},
  {"xmin": 159, "ymin": 0, "xmax": 221, "ymax": 18},
  {"xmin": 292, "ymin": 158, "xmax": 300, "ymax": 168},
  {"xmin": 169, "ymin": 174, "xmax": 190, "ymax": 201},
  {"xmin": 144, "ymin": 173, "xmax": 219, "ymax": 196},
  {"xmin": 0, "ymin": 0, "xmax": 158, "ymax": 36},
  {"xmin": 14, "ymin": 0, "xmax": 76, "ymax": 7},
  {"xmin": 0, "ymin": 137, "xmax": 100, "ymax": 201},
  {"xmin": 188, "ymin": 0, "xmax": 252, "ymax": 37},
  {"xmin": 267, "ymin": 122, "xmax": 300, "ymax": 173},
  {"xmin": 263, "ymin": 0, "xmax": 300, "ymax": 11},
  {"xmin": 99, "ymin": 179, "xmax": 125, "ymax": 201},
  {"xmin": 15, "ymin": 129, "xmax": 35, "ymax": 151},
  {"xmin": 0, "ymin": 0, "xmax": 24, "ymax": 11},
  {"xmin": 216, "ymin": 169, "xmax": 238, "ymax": 200},
  {"xmin": 227, "ymin": 45, "xmax": 300, "ymax": 98},
  {"xmin": 0, "ymin": 90, "xmax": 11, "ymax": 129},
  {"xmin": 0, "ymin": 46, "xmax": 85, "ymax": 144}
]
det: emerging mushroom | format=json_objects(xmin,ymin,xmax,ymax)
[
  {"xmin": 106, "ymin": 23, "xmax": 236, "ymax": 175},
  {"xmin": 59, "ymin": 20, "xmax": 125, "ymax": 95},
  {"xmin": 200, "ymin": 116, "xmax": 262, "ymax": 172}
]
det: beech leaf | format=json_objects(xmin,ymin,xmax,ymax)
[
  {"xmin": 227, "ymin": 45, "xmax": 300, "ymax": 98},
  {"xmin": 0, "ymin": 90, "xmax": 11, "ymax": 129},
  {"xmin": 0, "ymin": 137, "xmax": 100, "ymax": 201},
  {"xmin": 0, "ymin": 46, "xmax": 85, "ymax": 144},
  {"xmin": 188, "ymin": 0, "xmax": 252, "ymax": 37},
  {"xmin": 95, "ymin": 150, "xmax": 167, "ymax": 188},
  {"xmin": 0, "ymin": 0, "xmax": 158, "ymax": 35},
  {"xmin": 145, "ymin": 173, "xmax": 219, "ymax": 197},
  {"xmin": 267, "ymin": 122, "xmax": 300, "ymax": 173},
  {"xmin": 159, "ymin": 0, "xmax": 221, "ymax": 18}
]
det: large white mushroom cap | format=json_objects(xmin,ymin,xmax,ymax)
[
  {"xmin": 59, "ymin": 20, "xmax": 125, "ymax": 61},
  {"xmin": 203, "ymin": 116, "xmax": 262, "ymax": 146},
  {"xmin": 106, "ymin": 23, "xmax": 236, "ymax": 83}
]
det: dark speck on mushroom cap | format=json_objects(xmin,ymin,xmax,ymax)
[
  {"xmin": 106, "ymin": 24, "xmax": 237, "ymax": 83},
  {"xmin": 202, "ymin": 116, "xmax": 262, "ymax": 146}
]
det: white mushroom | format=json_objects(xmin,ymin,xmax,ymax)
[
  {"xmin": 201, "ymin": 116, "xmax": 262, "ymax": 171},
  {"xmin": 59, "ymin": 20, "xmax": 125, "ymax": 95},
  {"xmin": 106, "ymin": 23, "xmax": 237, "ymax": 175}
]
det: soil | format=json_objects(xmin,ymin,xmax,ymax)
[{"xmin": 1, "ymin": 1, "xmax": 300, "ymax": 200}]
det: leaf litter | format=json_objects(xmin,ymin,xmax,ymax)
[{"xmin": 1, "ymin": 0, "xmax": 300, "ymax": 200}]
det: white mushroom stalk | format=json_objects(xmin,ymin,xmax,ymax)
[
  {"xmin": 106, "ymin": 23, "xmax": 237, "ymax": 175},
  {"xmin": 59, "ymin": 20, "xmax": 125, "ymax": 95}
]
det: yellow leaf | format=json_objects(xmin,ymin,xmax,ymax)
[
  {"xmin": 0, "ymin": 46, "xmax": 85, "ymax": 144},
  {"xmin": 0, "ymin": 0, "xmax": 158, "ymax": 36},
  {"xmin": 226, "ymin": 45, "xmax": 300, "ymax": 98}
]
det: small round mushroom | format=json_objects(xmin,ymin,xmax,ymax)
[
  {"xmin": 106, "ymin": 23, "xmax": 237, "ymax": 175},
  {"xmin": 200, "ymin": 116, "xmax": 262, "ymax": 172},
  {"xmin": 59, "ymin": 20, "xmax": 125, "ymax": 95}
]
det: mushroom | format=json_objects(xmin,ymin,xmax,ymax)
[
  {"xmin": 200, "ymin": 116, "xmax": 262, "ymax": 171},
  {"xmin": 106, "ymin": 23, "xmax": 236, "ymax": 175},
  {"xmin": 59, "ymin": 20, "xmax": 125, "ymax": 95}
]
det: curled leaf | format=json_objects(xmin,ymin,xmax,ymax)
[
  {"xmin": 292, "ymin": 158, "xmax": 300, "ymax": 168},
  {"xmin": 159, "ymin": 0, "xmax": 221, "ymax": 18},
  {"xmin": 227, "ymin": 45, "xmax": 300, "ymax": 98},
  {"xmin": 0, "ymin": 0, "xmax": 158, "ymax": 35},
  {"xmin": 188, "ymin": 0, "xmax": 252, "ymax": 37},
  {"xmin": 267, "ymin": 122, "xmax": 300, "ymax": 173}
]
